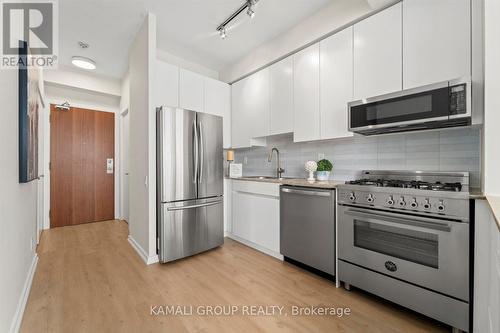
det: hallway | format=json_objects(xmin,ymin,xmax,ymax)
[{"xmin": 21, "ymin": 221, "xmax": 448, "ymax": 333}]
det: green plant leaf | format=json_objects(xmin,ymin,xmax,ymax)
[{"xmin": 317, "ymin": 159, "xmax": 333, "ymax": 171}]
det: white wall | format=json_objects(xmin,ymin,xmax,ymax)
[
  {"xmin": 157, "ymin": 49, "xmax": 218, "ymax": 79},
  {"xmin": 128, "ymin": 13, "xmax": 158, "ymax": 263},
  {"xmin": 120, "ymin": 71, "xmax": 130, "ymax": 112},
  {"xmin": 219, "ymin": 0, "xmax": 384, "ymax": 82},
  {"xmin": 42, "ymin": 75, "xmax": 122, "ymax": 230},
  {"xmin": 44, "ymin": 66, "xmax": 121, "ymax": 97},
  {"xmin": 484, "ymin": 0, "xmax": 500, "ymax": 196},
  {"xmin": 0, "ymin": 69, "xmax": 39, "ymax": 332}
]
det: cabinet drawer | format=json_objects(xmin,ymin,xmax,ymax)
[{"xmin": 232, "ymin": 180, "xmax": 280, "ymax": 197}]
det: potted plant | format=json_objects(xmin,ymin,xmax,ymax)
[{"xmin": 316, "ymin": 159, "xmax": 333, "ymax": 181}]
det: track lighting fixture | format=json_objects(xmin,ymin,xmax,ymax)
[
  {"xmin": 216, "ymin": 0, "xmax": 259, "ymax": 39},
  {"xmin": 219, "ymin": 26, "xmax": 227, "ymax": 39}
]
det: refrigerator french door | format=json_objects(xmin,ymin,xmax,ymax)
[{"xmin": 157, "ymin": 107, "xmax": 223, "ymax": 263}]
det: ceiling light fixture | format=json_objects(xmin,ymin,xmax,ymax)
[
  {"xmin": 71, "ymin": 56, "xmax": 96, "ymax": 70},
  {"xmin": 216, "ymin": 0, "xmax": 259, "ymax": 39}
]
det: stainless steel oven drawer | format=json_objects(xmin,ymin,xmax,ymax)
[
  {"xmin": 339, "ymin": 260, "xmax": 469, "ymax": 332},
  {"xmin": 338, "ymin": 205, "xmax": 469, "ymax": 301}
]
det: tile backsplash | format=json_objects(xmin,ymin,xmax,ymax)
[{"xmin": 232, "ymin": 127, "xmax": 482, "ymax": 187}]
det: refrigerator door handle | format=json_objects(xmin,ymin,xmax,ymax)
[
  {"xmin": 193, "ymin": 119, "xmax": 199, "ymax": 183},
  {"xmin": 166, "ymin": 199, "xmax": 223, "ymax": 211},
  {"xmin": 198, "ymin": 120, "xmax": 204, "ymax": 183}
]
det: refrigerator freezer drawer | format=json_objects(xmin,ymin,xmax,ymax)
[{"xmin": 159, "ymin": 198, "xmax": 224, "ymax": 263}]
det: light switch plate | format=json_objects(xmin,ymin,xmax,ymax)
[
  {"xmin": 318, "ymin": 153, "xmax": 325, "ymax": 160},
  {"xmin": 106, "ymin": 158, "xmax": 114, "ymax": 174}
]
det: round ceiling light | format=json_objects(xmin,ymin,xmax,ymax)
[{"xmin": 71, "ymin": 56, "xmax": 96, "ymax": 70}]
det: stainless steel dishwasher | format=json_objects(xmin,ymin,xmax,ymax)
[{"xmin": 280, "ymin": 186, "xmax": 335, "ymax": 275}]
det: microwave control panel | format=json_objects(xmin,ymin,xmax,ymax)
[{"xmin": 449, "ymin": 83, "xmax": 467, "ymax": 115}]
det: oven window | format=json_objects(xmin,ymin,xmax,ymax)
[{"xmin": 354, "ymin": 220, "xmax": 439, "ymax": 268}]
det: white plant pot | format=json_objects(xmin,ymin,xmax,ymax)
[{"xmin": 316, "ymin": 171, "xmax": 331, "ymax": 181}]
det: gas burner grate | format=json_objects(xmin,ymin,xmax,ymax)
[{"xmin": 346, "ymin": 179, "xmax": 463, "ymax": 192}]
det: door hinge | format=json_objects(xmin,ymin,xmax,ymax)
[
  {"xmin": 49, "ymin": 162, "xmax": 51, "ymax": 171},
  {"xmin": 157, "ymin": 238, "xmax": 160, "ymax": 250},
  {"xmin": 49, "ymin": 209, "xmax": 51, "ymax": 218}
]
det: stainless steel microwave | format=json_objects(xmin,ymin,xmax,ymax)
[{"xmin": 348, "ymin": 78, "xmax": 471, "ymax": 135}]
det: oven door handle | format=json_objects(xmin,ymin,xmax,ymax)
[{"xmin": 344, "ymin": 209, "xmax": 452, "ymax": 232}]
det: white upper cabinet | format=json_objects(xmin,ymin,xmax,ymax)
[
  {"xmin": 353, "ymin": 3, "xmax": 402, "ymax": 100},
  {"xmin": 320, "ymin": 26, "xmax": 354, "ymax": 140},
  {"xmin": 155, "ymin": 60, "xmax": 179, "ymax": 108},
  {"xmin": 204, "ymin": 77, "xmax": 231, "ymax": 148},
  {"xmin": 246, "ymin": 68, "xmax": 270, "ymax": 139},
  {"xmin": 231, "ymin": 69, "xmax": 270, "ymax": 148},
  {"xmin": 269, "ymin": 57, "xmax": 293, "ymax": 135},
  {"xmin": 403, "ymin": 0, "xmax": 471, "ymax": 89},
  {"xmin": 293, "ymin": 43, "xmax": 320, "ymax": 142},
  {"xmin": 179, "ymin": 69, "xmax": 204, "ymax": 112},
  {"xmin": 231, "ymin": 78, "xmax": 251, "ymax": 148}
]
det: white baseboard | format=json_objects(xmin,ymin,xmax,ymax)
[
  {"xmin": 225, "ymin": 233, "xmax": 283, "ymax": 260},
  {"xmin": 127, "ymin": 235, "xmax": 159, "ymax": 265},
  {"xmin": 9, "ymin": 254, "xmax": 38, "ymax": 333}
]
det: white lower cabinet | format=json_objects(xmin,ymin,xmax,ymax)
[
  {"xmin": 230, "ymin": 180, "xmax": 280, "ymax": 257},
  {"xmin": 474, "ymin": 200, "xmax": 500, "ymax": 333}
]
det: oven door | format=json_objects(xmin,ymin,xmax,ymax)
[
  {"xmin": 338, "ymin": 205, "xmax": 469, "ymax": 301},
  {"xmin": 348, "ymin": 79, "xmax": 470, "ymax": 133}
]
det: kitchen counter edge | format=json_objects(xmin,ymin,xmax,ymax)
[{"xmin": 226, "ymin": 177, "xmax": 343, "ymax": 189}]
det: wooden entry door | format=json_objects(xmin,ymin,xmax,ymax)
[{"xmin": 50, "ymin": 105, "xmax": 115, "ymax": 228}]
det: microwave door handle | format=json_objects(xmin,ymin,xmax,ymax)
[{"xmin": 344, "ymin": 209, "xmax": 451, "ymax": 232}]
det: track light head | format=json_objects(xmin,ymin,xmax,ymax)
[
  {"xmin": 247, "ymin": 6, "xmax": 255, "ymax": 18},
  {"xmin": 219, "ymin": 26, "xmax": 227, "ymax": 39}
]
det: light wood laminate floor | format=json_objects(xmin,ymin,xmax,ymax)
[{"xmin": 21, "ymin": 220, "xmax": 448, "ymax": 333}]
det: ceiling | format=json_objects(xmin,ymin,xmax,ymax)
[{"xmin": 58, "ymin": 0, "xmax": 385, "ymax": 79}]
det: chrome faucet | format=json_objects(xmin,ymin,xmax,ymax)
[{"xmin": 268, "ymin": 147, "xmax": 285, "ymax": 179}]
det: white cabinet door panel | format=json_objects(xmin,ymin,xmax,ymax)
[
  {"xmin": 179, "ymin": 69, "xmax": 204, "ymax": 112},
  {"xmin": 320, "ymin": 26, "xmax": 354, "ymax": 140},
  {"xmin": 269, "ymin": 57, "xmax": 293, "ymax": 135},
  {"xmin": 293, "ymin": 43, "xmax": 320, "ymax": 142},
  {"xmin": 205, "ymin": 77, "xmax": 231, "ymax": 148},
  {"xmin": 246, "ymin": 68, "xmax": 270, "ymax": 138},
  {"xmin": 403, "ymin": 0, "xmax": 471, "ymax": 89},
  {"xmin": 231, "ymin": 78, "xmax": 251, "ymax": 148},
  {"xmin": 232, "ymin": 191, "xmax": 280, "ymax": 253},
  {"xmin": 155, "ymin": 60, "xmax": 179, "ymax": 108},
  {"xmin": 353, "ymin": 3, "xmax": 402, "ymax": 100}
]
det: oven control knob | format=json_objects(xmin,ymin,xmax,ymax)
[
  {"xmin": 348, "ymin": 193, "xmax": 356, "ymax": 202},
  {"xmin": 398, "ymin": 198, "xmax": 406, "ymax": 207},
  {"xmin": 366, "ymin": 194, "xmax": 374, "ymax": 203},
  {"xmin": 437, "ymin": 201, "xmax": 445, "ymax": 212},
  {"xmin": 386, "ymin": 196, "xmax": 394, "ymax": 206},
  {"xmin": 410, "ymin": 198, "xmax": 418, "ymax": 209},
  {"xmin": 385, "ymin": 261, "xmax": 398, "ymax": 272},
  {"xmin": 423, "ymin": 199, "xmax": 431, "ymax": 210}
]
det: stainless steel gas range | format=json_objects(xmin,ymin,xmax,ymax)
[{"xmin": 337, "ymin": 170, "xmax": 471, "ymax": 332}]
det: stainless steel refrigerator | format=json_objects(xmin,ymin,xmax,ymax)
[{"xmin": 156, "ymin": 106, "xmax": 224, "ymax": 263}]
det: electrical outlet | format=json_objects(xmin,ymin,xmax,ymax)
[
  {"xmin": 244, "ymin": 156, "xmax": 248, "ymax": 165},
  {"xmin": 318, "ymin": 153, "xmax": 325, "ymax": 160}
]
